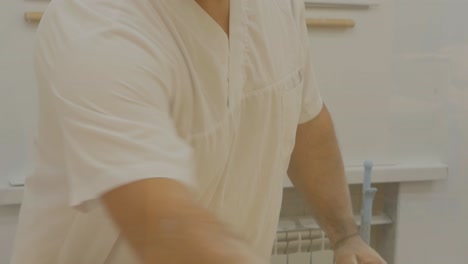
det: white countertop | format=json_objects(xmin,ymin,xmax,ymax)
[
  {"xmin": 0, "ymin": 184, "xmax": 24, "ymax": 206},
  {"xmin": 0, "ymin": 163, "xmax": 448, "ymax": 206},
  {"xmin": 283, "ymin": 162, "xmax": 448, "ymax": 188}
]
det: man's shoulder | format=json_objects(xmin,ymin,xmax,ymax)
[
  {"xmin": 35, "ymin": 0, "xmax": 178, "ymax": 75},
  {"xmin": 38, "ymin": 0, "xmax": 174, "ymax": 49}
]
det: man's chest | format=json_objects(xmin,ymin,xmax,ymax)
[{"xmin": 168, "ymin": 0, "xmax": 304, "ymax": 137}]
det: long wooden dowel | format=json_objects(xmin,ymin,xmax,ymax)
[
  {"xmin": 306, "ymin": 18, "xmax": 355, "ymax": 28},
  {"xmin": 24, "ymin": 12, "xmax": 43, "ymax": 23},
  {"xmin": 24, "ymin": 12, "xmax": 355, "ymax": 29}
]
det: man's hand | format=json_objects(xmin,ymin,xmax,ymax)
[{"xmin": 334, "ymin": 235, "xmax": 387, "ymax": 264}]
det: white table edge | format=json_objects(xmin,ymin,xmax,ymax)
[
  {"xmin": 1, "ymin": 163, "xmax": 448, "ymax": 206},
  {"xmin": 283, "ymin": 162, "xmax": 448, "ymax": 188}
]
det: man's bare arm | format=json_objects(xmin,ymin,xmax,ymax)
[
  {"xmin": 102, "ymin": 178, "xmax": 265, "ymax": 264},
  {"xmin": 288, "ymin": 104, "xmax": 358, "ymax": 247}
]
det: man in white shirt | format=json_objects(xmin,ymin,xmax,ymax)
[{"xmin": 12, "ymin": 0, "xmax": 386, "ymax": 263}]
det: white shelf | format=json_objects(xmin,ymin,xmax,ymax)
[{"xmin": 283, "ymin": 163, "xmax": 448, "ymax": 188}]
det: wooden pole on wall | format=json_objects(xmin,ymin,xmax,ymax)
[
  {"xmin": 306, "ymin": 18, "xmax": 355, "ymax": 28},
  {"xmin": 24, "ymin": 12, "xmax": 355, "ymax": 28},
  {"xmin": 24, "ymin": 12, "xmax": 43, "ymax": 23}
]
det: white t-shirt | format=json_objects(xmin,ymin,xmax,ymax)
[{"xmin": 11, "ymin": 0, "xmax": 323, "ymax": 263}]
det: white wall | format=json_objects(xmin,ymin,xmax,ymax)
[
  {"xmin": 305, "ymin": 0, "xmax": 449, "ymax": 167},
  {"xmin": 0, "ymin": 1, "xmax": 46, "ymax": 263},
  {"xmin": 1, "ymin": 0, "xmax": 47, "ymax": 187},
  {"xmin": 394, "ymin": 1, "xmax": 468, "ymax": 261},
  {"xmin": 306, "ymin": 0, "xmax": 467, "ymax": 263}
]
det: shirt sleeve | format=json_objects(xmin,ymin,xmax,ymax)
[
  {"xmin": 292, "ymin": 0, "xmax": 324, "ymax": 124},
  {"xmin": 49, "ymin": 35, "xmax": 196, "ymax": 210}
]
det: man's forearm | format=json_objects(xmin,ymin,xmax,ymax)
[
  {"xmin": 102, "ymin": 178, "xmax": 264, "ymax": 264},
  {"xmin": 288, "ymin": 105, "xmax": 358, "ymax": 247}
]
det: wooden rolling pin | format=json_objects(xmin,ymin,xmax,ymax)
[
  {"xmin": 24, "ymin": 11, "xmax": 355, "ymax": 28},
  {"xmin": 306, "ymin": 18, "xmax": 355, "ymax": 28},
  {"xmin": 24, "ymin": 12, "xmax": 43, "ymax": 23}
]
